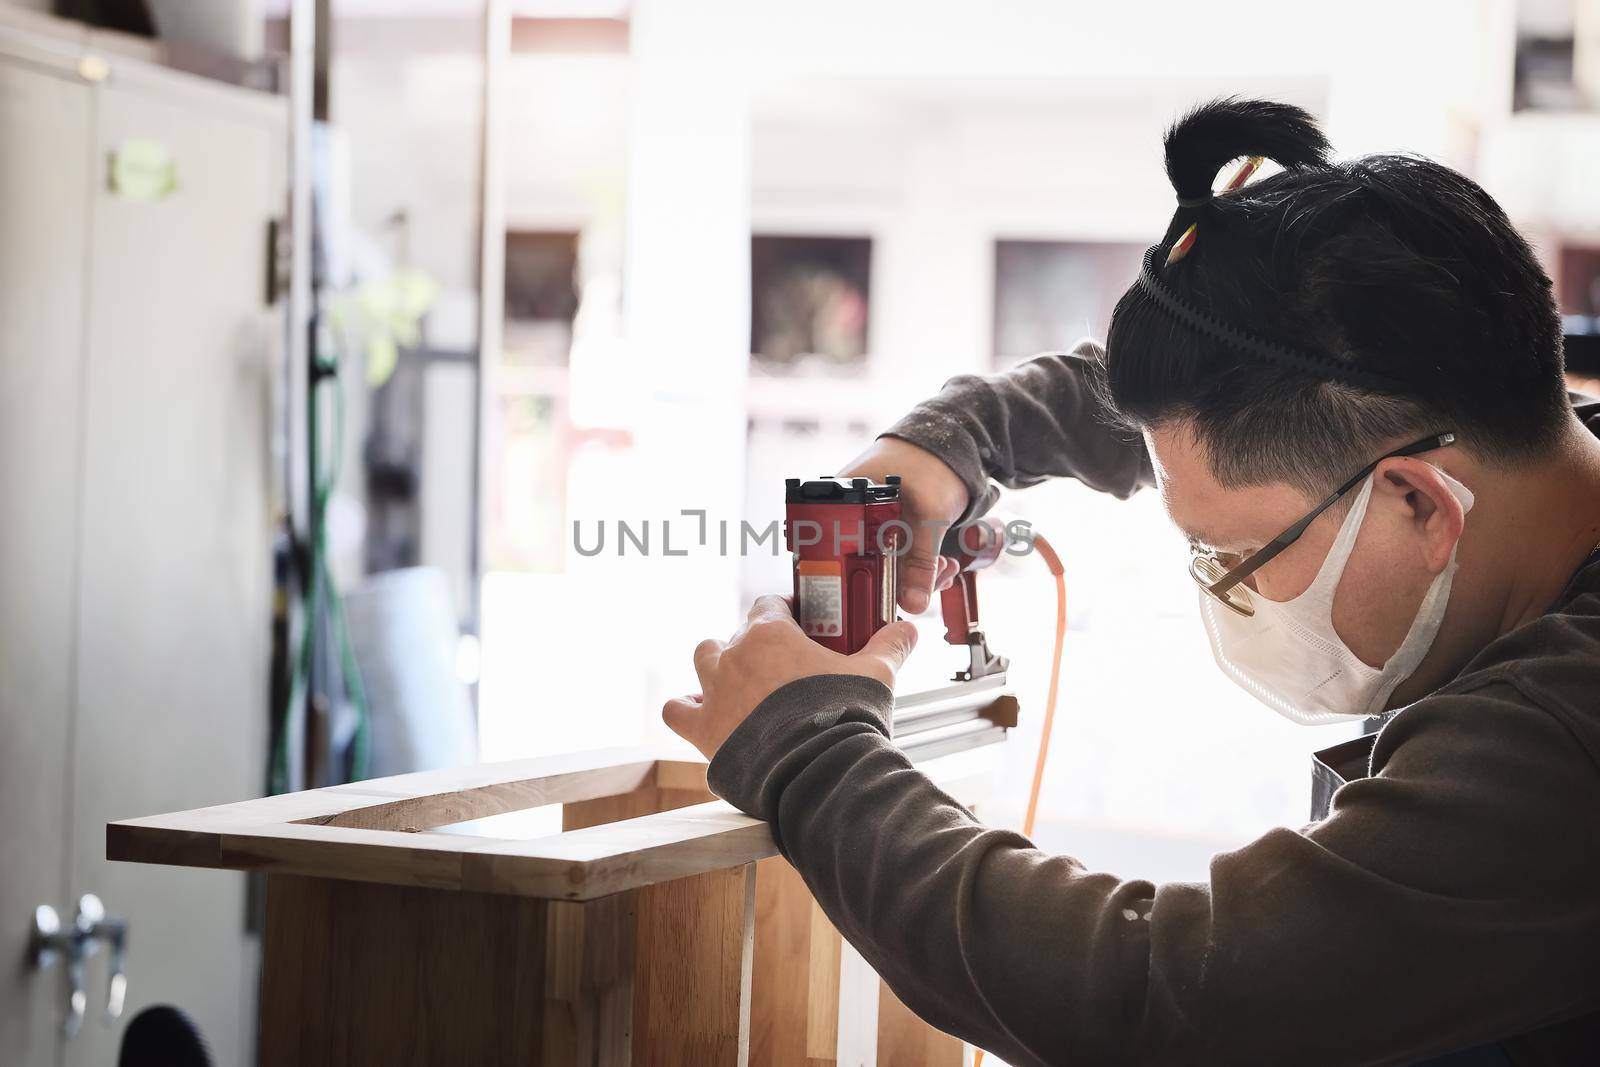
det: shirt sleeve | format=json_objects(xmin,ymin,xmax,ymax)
[
  {"xmin": 706, "ymin": 671, "xmax": 1600, "ymax": 1067},
  {"xmin": 881, "ymin": 339, "xmax": 1154, "ymax": 520}
]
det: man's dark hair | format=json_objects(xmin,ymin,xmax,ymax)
[{"xmin": 1101, "ymin": 98, "xmax": 1570, "ymax": 497}]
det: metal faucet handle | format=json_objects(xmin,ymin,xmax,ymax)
[
  {"xmin": 29, "ymin": 904, "xmax": 63, "ymax": 968},
  {"xmin": 74, "ymin": 894, "xmax": 127, "ymax": 1023},
  {"xmin": 65, "ymin": 952, "xmax": 87, "ymax": 1037},
  {"xmin": 28, "ymin": 895, "xmax": 127, "ymax": 1035},
  {"xmin": 74, "ymin": 893, "xmax": 105, "ymax": 934},
  {"xmin": 103, "ymin": 921, "xmax": 127, "ymax": 1020},
  {"xmin": 28, "ymin": 903, "xmax": 85, "ymax": 1035}
]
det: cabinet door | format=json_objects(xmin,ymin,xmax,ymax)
[
  {"xmin": 66, "ymin": 72, "xmax": 283, "ymax": 1067},
  {"xmin": 0, "ymin": 57, "xmax": 91, "ymax": 1067}
]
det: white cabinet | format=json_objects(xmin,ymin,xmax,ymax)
[{"xmin": 0, "ymin": 23, "xmax": 284, "ymax": 1067}]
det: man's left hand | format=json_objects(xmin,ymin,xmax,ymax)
[{"xmin": 662, "ymin": 594, "xmax": 920, "ymax": 761}]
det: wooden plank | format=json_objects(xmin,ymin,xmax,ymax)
[
  {"xmin": 751, "ymin": 857, "xmax": 813, "ymax": 1064},
  {"xmin": 256, "ymin": 868, "xmax": 759, "ymax": 1066},
  {"xmin": 113, "ymin": 746, "xmax": 674, "ymax": 836},
  {"xmin": 115, "ymin": 792, "xmax": 778, "ymax": 901},
  {"xmin": 836, "ymin": 937, "xmax": 881, "ymax": 1066},
  {"xmin": 633, "ymin": 864, "xmax": 757, "ymax": 1066},
  {"xmin": 263, "ymin": 872, "xmax": 701, "ymax": 1067},
  {"xmin": 751, "ymin": 856, "xmax": 850, "ymax": 1066},
  {"xmin": 107, "ymin": 753, "xmax": 768, "ymax": 900},
  {"xmin": 546, "ymin": 769, "xmax": 718, "ymax": 1063},
  {"xmin": 543, "ymin": 892, "xmax": 637, "ymax": 1067},
  {"xmin": 313, "ymin": 760, "xmax": 659, "ymax": 831},
  {"xmin": 877, "ymin": 981, "xmax": 967, "ymax": 1067},
  {"xmin": 219, "ymin": 824, "xmax": 474, "ymax": 889},
  {"xmin": 108, "ymin": 750, "xmax": 716, "ymax": 884},
  {"xmin": 806, "ymin": 897, "xmax": 844, "ymax": 1061},
  {"xmin": 259, "ymin": 874, "xmax": 547, "ymax": 1066},
  {"xmin": 111, "ymin": 747, "xmax": 995, "ymax": 902},
  {"xmin": 323, "ymin": 746, "xmax": 671, "ymax": 802},
  {"xmin": 563, "ymin": 784, "xmax": 715, "ymax": 832},
  {"xmin": 136, "ymin": 747, "xmax": 1005, "ymax": 1064},
  {"xmin": 258, "ymin": 863, "xmax": 932, "ymax": 1067},
  {"xmin": 105, "ymin": 788, "xmax": 404, "ymax": 870},
  {"xmin": 750, "ymin": 856, "xmax": 879, "ymax": 1067},
  {"xmin": 115, "ymin": 786, "xmax": 402, "ymax": 831},
  {"xmin": 653, "ymin": 759, "xmax": 712, "ymax": 793},
  {"xmin": 468, "ymin": 803, "xmax": 778, "ymax": 899}
]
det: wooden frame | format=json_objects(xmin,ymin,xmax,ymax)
[
  {"xmin": 111, "ymin": 749, "xmax": 770, "ymax": 899},
  {"xmin": 110, "ymin": 746, "xmax": 981, "ymax": 1066}
]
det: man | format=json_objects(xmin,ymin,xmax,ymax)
[{"xmin": 662, "ymin": 100, "xmax": 1600, "ymax": 1064}]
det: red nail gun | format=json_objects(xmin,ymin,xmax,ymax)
[
  {"xmin": 783, "ymin": 475, "xmax": 1011, "ymax": 684},
  {"xmin": 783, "ymin": 475, "xmax": 1067, "ymax": 854}
]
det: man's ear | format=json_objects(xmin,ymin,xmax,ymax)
[{"xmin": 1375, "ymin": 457, "xmax": 1466, "ymax": 574}]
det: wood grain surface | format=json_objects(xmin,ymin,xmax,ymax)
[
  {"xmin": 633, "ymin": 865, "xmax": 756, "ymax": 1066},
  {"xmin": 108, "ymin": 750, "xmax": 773, "ymax": 900},
  {"xmin": 259, "ymin": 874, "xmax": 548, "ymax": 1066},
  {"xmin": 122, "ymin": 746, "xmax": 990, "ymax": 1064}
]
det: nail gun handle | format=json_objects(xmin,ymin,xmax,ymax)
[
  {"xmin": 934, "ymin": 518, "xmax": 1011, "ymax": 684},
  {"xmin": 938, "ymin": 515, "xmax": 1007, "ymax": 653},
  {"xmin": 939, "ymin": 515, "xmax": 1007, "ymax": 574}
]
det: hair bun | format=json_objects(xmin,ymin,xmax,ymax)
[{"xmin": 1164, "ymin": 98, "xmax": 1330, "ymax": 205}]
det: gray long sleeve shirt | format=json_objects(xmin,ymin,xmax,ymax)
[{"xmin": 706, "ymin": 341, "xmax": 1600, "ymax": 1066}]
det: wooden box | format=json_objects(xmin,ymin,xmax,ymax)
[{"xmin": 109, "ymin": 744, "xmax": 994, "ymax": 1066}]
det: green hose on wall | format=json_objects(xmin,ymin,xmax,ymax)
[{"xmin": 269, "ymin": 323, "xmax": 371, "ymax": 795}]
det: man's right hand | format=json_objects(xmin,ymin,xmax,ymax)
[{"xmin": 839, "ymin": 436, "xmax": 970, "ymax": 614}]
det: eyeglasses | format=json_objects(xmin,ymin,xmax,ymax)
[{"xmin": 1189, "ymin": 432, "xmax": 1456, "ymax": 617}]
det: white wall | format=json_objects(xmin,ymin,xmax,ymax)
[
  {"xmin": 486, "ymin": 0, "xmax": 1528, "ymax": 446},
  {"xmin": 480, "ymin": 1, "xmax": 1590, "ymax": 833}
]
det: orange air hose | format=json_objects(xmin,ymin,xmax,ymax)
[
  {"xmin": 1022, "ymin": 533, "xmax": 1066, "ymax": 838},
  {"xmin": 974, "ymin": 532, "xmax": 1066, "ymax": 1067}
]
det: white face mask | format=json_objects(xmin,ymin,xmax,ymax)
[{"xmin": 1199, "ymin": 469, "xmax": 1475, "ymax": 725}]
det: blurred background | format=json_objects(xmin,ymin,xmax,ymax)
[{"xmin": 5, "ymin": 0, "xmax": 1600, "ymax": 1061}]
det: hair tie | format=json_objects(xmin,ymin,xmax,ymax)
[{"xmin": 1175, "ymin": 193, "xmax": 1212, "ymax": 209}]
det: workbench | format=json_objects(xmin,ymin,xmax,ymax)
[{"xmin": 108, "ymin": 682, "xmax": 1012, "ymax": 1066}]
